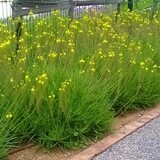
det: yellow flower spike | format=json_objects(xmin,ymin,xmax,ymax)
[
  {"xmin": 37, "ymin": 44, "xmax": 40, "ymax": 48},
  {"xmin": 79, "ymin": 59, "xmax": 85, "ymax": 64},
  {"xmin": 63, "ymin": 52, "xmax": 66, "ymax": 56},
  {"xmin": 48, "ymin": 95, "xmax": 52, "ymax": 99},
  {"xmin": 49, "ymin": 53, "xmax": 57, "ymax": 58},
  {"xmin": 148, "ymin": 33, "xmax": 152, "ymax": 36},
  {"xmin": 68, "ymin": 43, "xmax": 73, "ymax": 46},
  {"xmin": 31, "ymin": 87, "xmax": 35, "ymax": 93},
  {"xmin": 6, "ymin": 113, "xmax": 12, "ymax": 119},
  {"xmin": 90, "ymin": 68, "xmax": 95, "ymax": 72},
  {"xmin": 140, "ymin": 62, "xmax": 145, "ymax": 66},
  {"xmin": 59, "ymin": 87, "xmax": 65, "ymax": 92},
  {"xmin": 108, "ymin": 52, "xmax": 115, "ymax": 58},
  {"xmin": 79, "ymin": 70, "xmax": 85, "ymax": 74},
  {"xmin": 25, "ymin": 49, "xmax": 28, "ymax": 53},
  {"xmin": 10, "ymin": 78, "xmax": 14, "ymax": 83},
  {"xmin": 119, "ymin": 53, "xmax": 123, "ymax": 57},
  {"xmin": 25, "ymin": 75, "xmax": 29, "ymax": 80},
  {"xmin": 41, "ymin": 73, "xmax": 47, "ymax": 78},
  {"xmin": 153, "ymin": 65, "xmax": 158, "ymax": 68},
  {"xmin": 137, "ymin": 46, "xmax": 141, "ymax": 50},
  {"xmin": 56, "ymin": 39, "xmax": 61, "ymax": 43},
  {"xmin": 102, "ymin": 40, "xmax": 108, "ymax": 44},
  {"xmin": 38, "ymin": 80, "xmax": 42, "ymax": 84},
  {"xmin": 89, "ymin": 61, "xmax": 95, "ymax": 65},
  {"xmin": 51, "ymin": 10, "xmax": 59, "ymax": 16},
  {"xmin": 100, "ymin": 55, "xmax": 104, "ymax": 59},
  {"xmin": 29, "ymin": 10, "xmax": 33, "ymax": 15},
  {"xmin": 130, "ymin": 60, "xmax": 136, "ymax": 64},
  {"xmin": 78, "ymin": 30, "xmax": 83, "ymax": 33},
  {"xmin": 65, "ymin": 30, "xmax": 70, "ymax": 34},
  {"xmin": 19, "ymin": 38, "xmax": 24, "ymax": 43},
  {"xmin": 62, "ymin": 88, "xmax": 65, "ymax": 92},
  {"xmin": 43, "ymin": 32, "xmax": 47, "ymax": 35},
  {"xmin": 71, "ymin": 49, "xmax": 75, "ymax": 53},
  {"xmin": 37, "ymin": 56, "xmax": 43, "ymax": 61}
]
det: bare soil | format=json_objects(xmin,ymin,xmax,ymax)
[{"xmin": 8, "ymin": 108, "xmax": 150, "ymax": 160}]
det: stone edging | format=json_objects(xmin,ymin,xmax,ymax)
[{"xmin": 70, "ymin": 106, "xmax": 160, "ymax": 160}]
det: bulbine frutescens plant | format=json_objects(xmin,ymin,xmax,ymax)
[{"xmin": 0, "ymin": 9, "xmax": 160, "ymax": 157}]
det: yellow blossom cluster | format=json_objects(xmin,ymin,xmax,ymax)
[
  {"xmin": 59, "ymin": 79, "xmax": 71, "ymax": 92},
  {"xmin": 35, "ymin": 73, "xmax": 48, "ymax": 85}
]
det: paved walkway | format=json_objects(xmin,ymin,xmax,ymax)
[{"xmin": 93, "ymin": 116, "xmax": 160, "ymax": 160}]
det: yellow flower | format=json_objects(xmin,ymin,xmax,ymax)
[
  {"xmin": 140, "ymin": 62, "xmax": 145, "ymax": 66},
  {"xmin": 8, "ymin": 57, "xmax": 11, "ymax": 61},
  {"xmin": 71, "ymin": 49, "xmax": 75, "ymax": 53},
  {"xmin": 25, "ymin": 75, "xmax": 31, "ymax": 82},
  {"xmin": 49, "ymin": 53, "xmax": 57, "ymax": 58},
  {"xmin": 31, "ymin": 86, "xmax": 35, "ymax": 93},
  {"xmin": 6, "ymin": 113, "xmax": 12, "ymax": 119},
  {"xmin": 37, "ymin": 44, "xmax": 40, "ymax": 48},
  {"xmin": 90, "ymin": 68, "xmax": 95, "ymax": 72},
  {"xmin": 29, "ymin": 10, "xmax": 33, "ymax": 15},
  {"xmin": 10, "ymin": 78, "xmax": 14, "ymax": 83},
  {"xmin": 79, "ymin": 59, "xmax": 85, "ymax": 64},
  {"xmin": 148, "ymin": 33, "xmax": 152, "ymax": 36},
  {"xmin": 41, "ymin": 73, "xmax": 47, "ymax": 79},
  {"xmin": 38, "ymin": 80, "xmax": 44, "ymax": 85},
  {"xmin": 48, "ymin": 95, "xmax": 52, "ymax": 99},
  {"xmin": 130, "ymin": 60, "xmax": 136, "ymax": 64},
  {"xmin": 108, "ymin": 52, "xmax": 115, "ymax": 58},
  {"xmin": 119, "ymin": 53, "xmax": 123, "ymax": 57},
  {"xmin": 78, "ymin": 30, "xmax": 83, "ymax": 33},
  {"xmin": 102, "ymin": 40, "xmax": 108, "ymax": 44},
  {"xmin": 153, "ymin": 65, "xmax": 158, "ymax": 68},
  {"xmin": 79, "ymin": 70, "xmax": 85, "ymax": 74},
  {"xmin": 56, "ymin": 39, "xmax": 61, "ymax": 43},
  {"xmin": 89, "ymin": 61, "xmax": 95, "ymax": 65}
]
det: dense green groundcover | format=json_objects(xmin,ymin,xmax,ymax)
[{"xmin": 0, "ymin": 9, "xmax": 160, "ymax": 158}]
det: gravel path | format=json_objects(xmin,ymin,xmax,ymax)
[{"xmin": 94, "ymin": 116, "xmax": 160, "ymax": 160}]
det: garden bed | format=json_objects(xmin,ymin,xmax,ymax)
[{"xmin": 0, "ymin": 8, "xmax": 160, "ymax": 159}]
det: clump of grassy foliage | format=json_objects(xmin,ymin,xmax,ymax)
[{"xmin": 0, "ymin": 9, "xmax": 160, "ymax": 158}]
